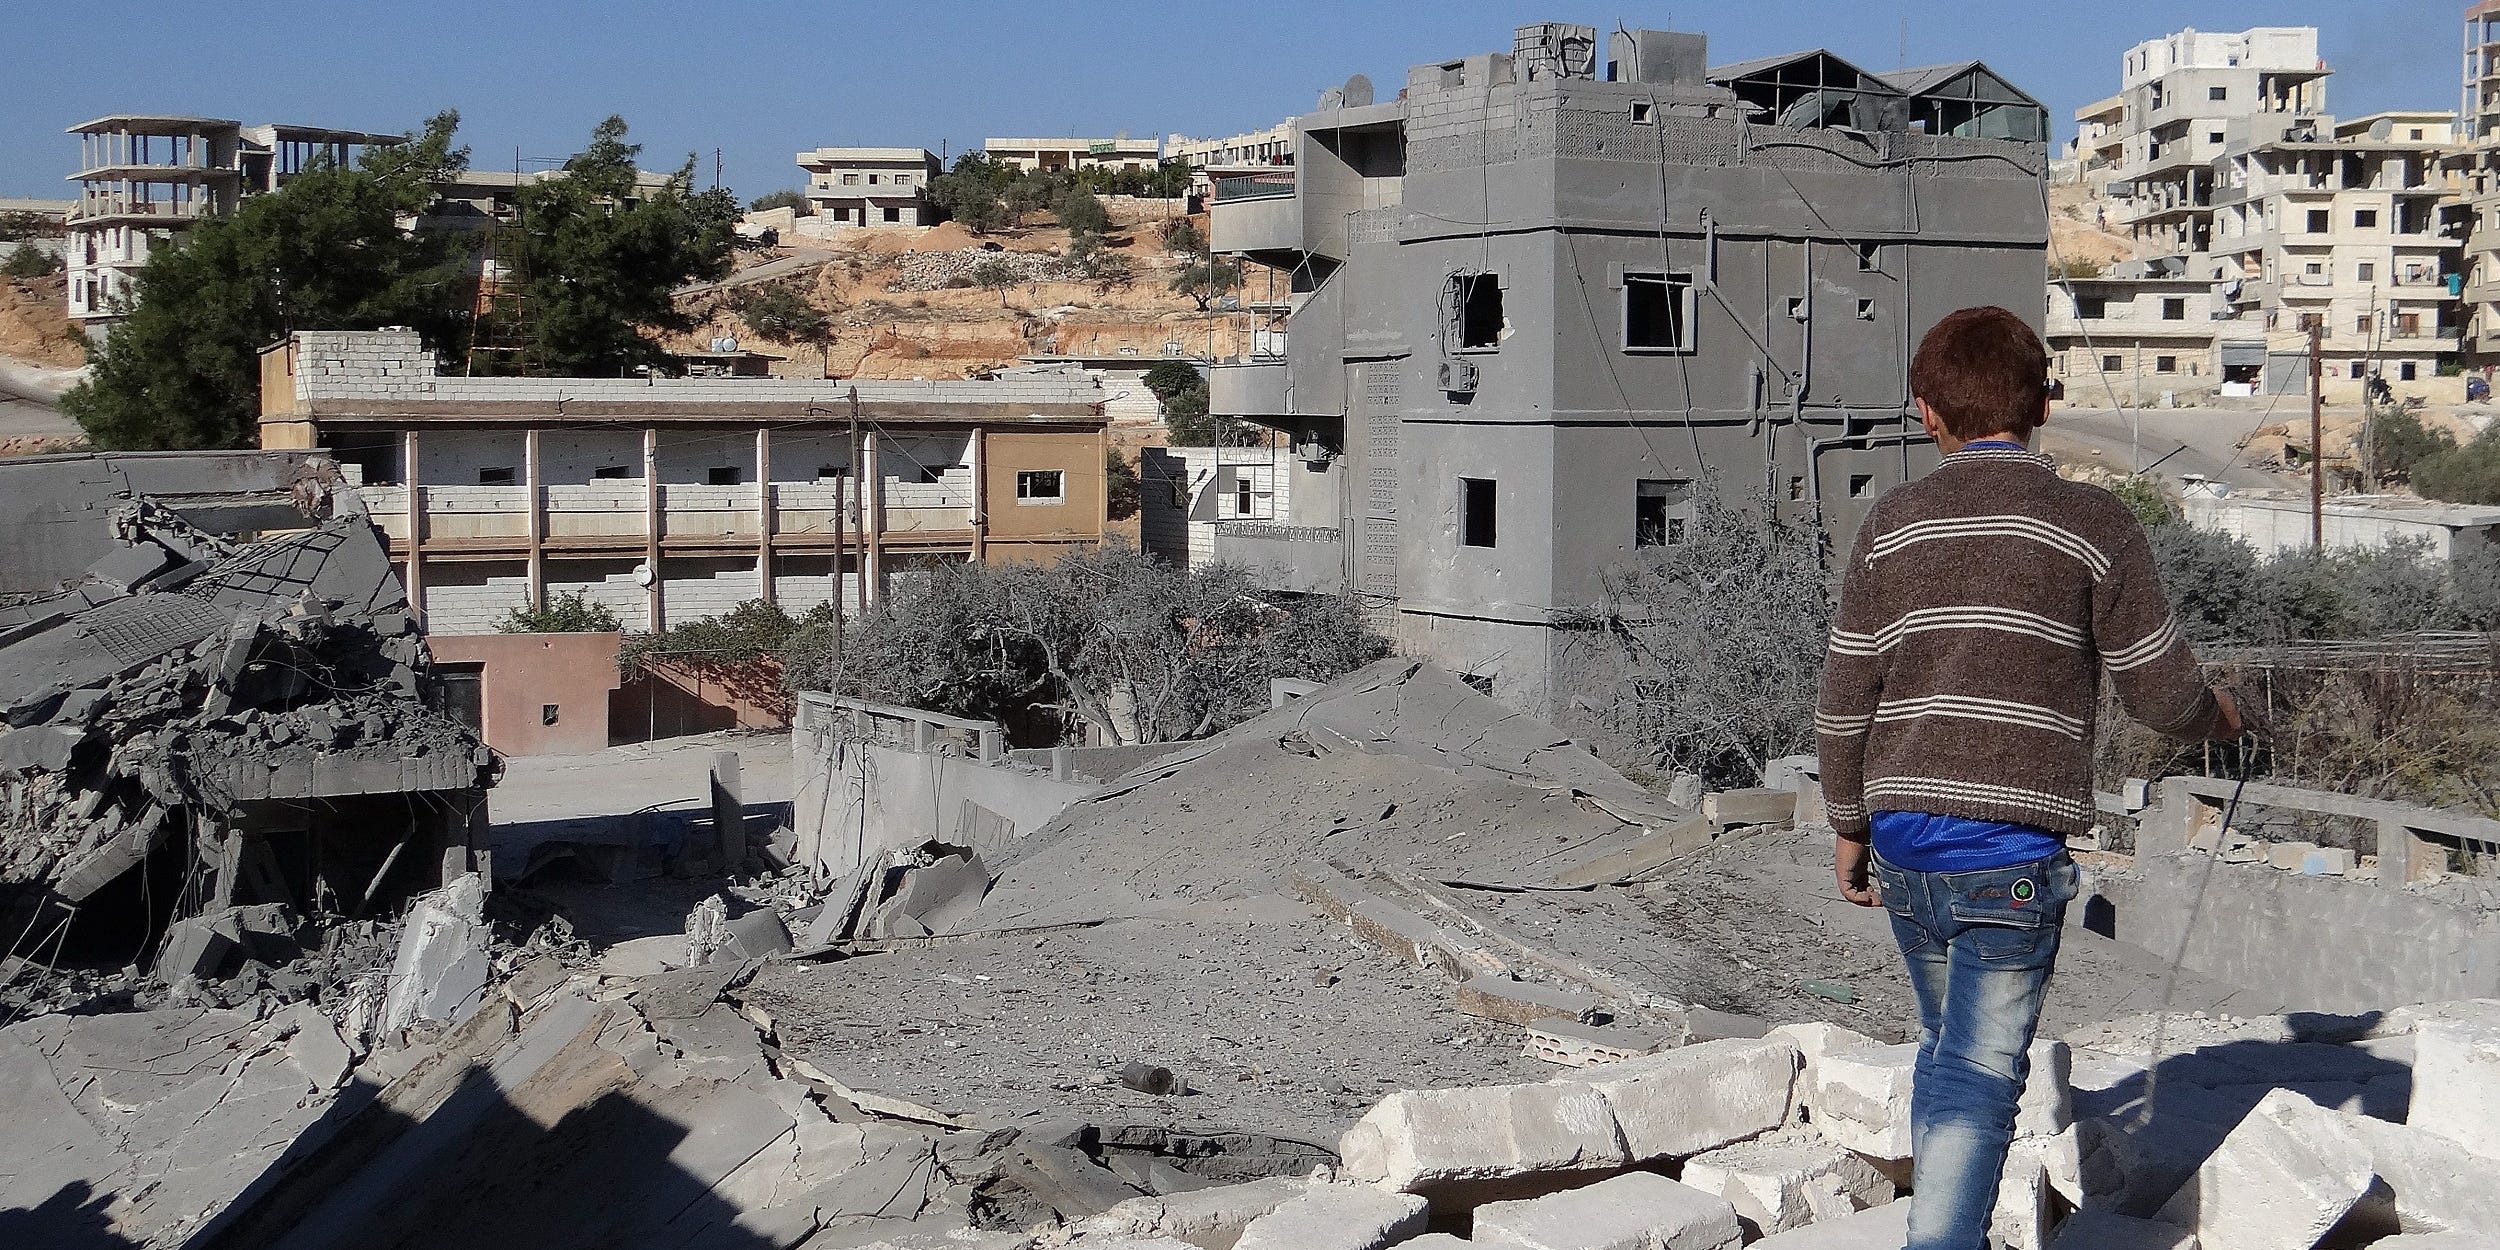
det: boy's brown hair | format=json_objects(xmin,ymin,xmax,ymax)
[{"xmin": 1910, "ymin": 306, "xmax": 2049, "ymax": 441}]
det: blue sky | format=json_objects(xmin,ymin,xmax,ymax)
[{"xmin": 0, "ymin": 1, "xmax": 2464, "ymax": 202}]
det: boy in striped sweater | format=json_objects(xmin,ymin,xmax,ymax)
[{"xmin": 1816, "ymin": 306, "xmax": 2241, "ymax": 1250}]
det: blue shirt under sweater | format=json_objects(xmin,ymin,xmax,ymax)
[{"xmin": 1869, "ymin": 438, "xmax": 2067, "ymax": 874}]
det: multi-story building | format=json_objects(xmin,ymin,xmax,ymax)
[
  {"xmin": 795, "ymin": 147, "xmax": 943, "ymax": 230},
  {"xmin": 2045, "ymin": 270, "xmax": 2263, "ymax": 402},
  {"xmin": 2455, "ymin": 0, "xmax": 2500, "ymax": 363},
  {"xmin": 256, "ymin": 329, "xmax": 1114, "ymax": 636},
  {"xmin": 2069, "ymin": 95, "xmax": 2128, "ymax": 195},
  {"xmin": 64, "ymin": 115, "xmax": 400, "ymax": 324},
  {"xmin": 2210, "ymin": 111, "xmax": 2464, "ymax": 387},
  {"xmin": 1167, "ymin": 124, "xmax": 1296, "ymax": 199},
  {"xmin": 2106, "ymin": 27, "xmax": 2329, "ymax": 266},
  {"xmin": 1138, "ymin": 442, "xmax": 1301, "ymax": 570},
  {"xmin": 1202, "ymin": 21, "xmax": 2048, "ymax": 711},
  {"xmin": 982, "ymin": 137, "xmax": 1160, "ymax": 174}
]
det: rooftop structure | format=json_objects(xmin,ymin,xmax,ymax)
[
  {"xmin": 1202, "ymin": 20, "xmax": 2048, "ymax": 711},
  {"xmin": 63, "ymin": 114, "xmax": 402, "ymax": 324}
]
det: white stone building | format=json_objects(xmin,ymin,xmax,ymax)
[
  {"xmin": 795, "ymin": 147, "xmax": 942, "ymax": 231},
  {"xmin": 2107, "ymin": 27, "xmax": 2329, "ymax": 264},
  {"xmin": 981, "ymin": 137, "xmax": 1160, "ymax": 174}
]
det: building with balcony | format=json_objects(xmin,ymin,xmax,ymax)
[
  {"xmin": 2105, "ymin": 27, "xmax": 2329, "ymax": 265},
  {"xmin": 2046, "ymin": 272, "xmax": 2262, "ymax": 402},
  {"xmin": 2207, "ymin": 111, "xmax": 2464, "ymax": 387},
  {"xmin": 1166, "ymin": 124, "xmax": 1295, "ymax": 198},
  {"xmin": 2457, "ymin": 0, "xmax": 2500, "ymax": 363},
  {"xmin": 256, "ymin": 329, "xmax": 1114, "ymax": 637},
  {"xmin": 982, "ymin": 136, "xmax": 1161, "ymax": 174},
  {"xmin": 1201, "ymin": 20, "xmax": 2048, "ymax": 712},
  {"xmin": 64, "ymin": 115, "xmax": 400, "ymax": 324},
  {"xmin": 2068, "ymin": 95, "xmax": 2128, "ymax": 194},
  {"xmin": 795, "ymin": 147, "xmax": 942, "ymax": 232}
]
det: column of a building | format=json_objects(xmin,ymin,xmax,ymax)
[
  {"xmin": 644, "ymin": 428, "xmax": 664, "ymax": 632},
  {"xmin": 755, "ymin": 427, "xmax": 776, "ymax": 608},
  {"xmin": 524, "ymin": 428, "xmax": 545, "ymax": 609},
  {"xmin": 968, "ymin": 427, "xmax": 988, "ymax": 562},
  {"xmin": 403, "ymin": 430, "xmax": 426, "ymax": 627}
]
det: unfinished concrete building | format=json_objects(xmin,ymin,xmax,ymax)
[
  {"xmin": 2103, "ymin": 27, "xmax": 2330, "ymax": 265},
  {"xmin": 795, "ymin": 146, "xmax": 943, "ymax": 231},
  {"xmin": 64, "ymin": 115, "xmax": 400, "ymax": 325},
  {"xmin": 1203, "ymin": 21, "xmax": 2048, "ymax": 711},
  {"xmin": 2456, "ymin": 0, "xmax": 2500, "ymax": 364},
  {"xmin": 255, "ymin": 330, "xmax": 1115, "ymax": 640}
]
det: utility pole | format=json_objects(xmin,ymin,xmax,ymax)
[
  {"xmin": 714, "ymin": 148, "xmax": 723, "ymax": 191},
  {"xmin": 2309, "ymin": 320, "xmax": 2325, "ymax": 551}
]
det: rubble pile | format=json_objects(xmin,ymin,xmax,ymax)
[
  {"xmin": 0, "ymin": 498, "xmax": 495, "ymax": 1015},
  {"xmin": 887, "ymin": 248, "xmax": 1086, "ymax": 293}
]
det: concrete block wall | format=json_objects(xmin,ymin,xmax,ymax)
[
  {"xmin": 289, "ymin": 329, "xmax": 437, "ymax": 404},
  {"xmin": 661, "ymin": 564, "xmax": 765, "ymax": 620},
  {"xmin": 770, "ymin": 570, "xmax": 863, "ymax": 618},
  {"xmin": 426, "ymin": 572, "xmax": 534, "ymax": 635}
]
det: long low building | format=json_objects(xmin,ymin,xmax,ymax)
[{"xmin": 258, "ymin": 329, "xmax": 1114, "ymax": 635}]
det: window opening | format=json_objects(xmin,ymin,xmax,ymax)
[
  {"xmin": 1017, "ymin": 469, "xmax": 1065, "ymax": 502},
  {"xmin": 1461, "ymin": 478, "xmax": 1496, "ymax": 547},
  {"xmin": 1623, "ymin": 272, "xmax": 1694, "ymax": 351}
]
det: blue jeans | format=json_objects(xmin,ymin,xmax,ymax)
[{"xmin": 1871, "ymin": 850, "xmax": 2079, "ymax": 1250}]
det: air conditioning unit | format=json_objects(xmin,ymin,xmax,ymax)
[{"xmin": 1438, "ymin": 358, "xmax": 1479, "ymax": 394}]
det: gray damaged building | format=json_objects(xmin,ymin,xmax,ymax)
[
  {"xmin": 1200, "ymin": 23, "xmax": 2049, "ymax": 710},
  {"xmin": 0, "ymin": 455, "xmax": 496, "ymax": 977}
]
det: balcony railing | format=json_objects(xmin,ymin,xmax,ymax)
[{"xmin": 1211, "ymin": 172, "xmax": 1295, "ymax": 202}]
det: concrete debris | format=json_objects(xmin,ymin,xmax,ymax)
[
  {"xmin": 379, "ymin": 872, "xmax": 493, "ymax": 1033},
  {"xmin": 1680, "ymin": 1134, "xmax": 1892, "ymax": 1237},
  {"xmin": 1470, "ymin": 1170, "xmax": 1743, "ymax": 1250},
  {"xmin": 2151, "ymin": 1087, "xmax": 2378, "ymax": 1250},
  {"xmin": 1231, "ymin": 1183, "xmax": 1428, "ymax": 1250}
]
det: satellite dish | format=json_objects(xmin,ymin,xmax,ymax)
[
  {"xmin": 2366, "ymin": 118, "xmax": 2394, "ymax": 141},
  {"xmin": 632, "ymin": 563, "xmax": 654, "ymax": 587},
  {"xmin": 1343, "ymin": 74, "xmax": 1375, "ymax": 108}
]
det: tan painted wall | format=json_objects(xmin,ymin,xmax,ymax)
[
  {"xmin": 984, "ymin": 429, "xmax": 1105, "ymax": 549},
  {"xmin": 429, "ymin": 632, "xmax": 622, "ymax": 756}
]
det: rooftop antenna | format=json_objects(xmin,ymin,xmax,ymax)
[{"xmin": 1898, "ymin": 15, "xmax": 1908, "ymax": 70}]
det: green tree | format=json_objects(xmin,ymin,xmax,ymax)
[
  {"xmin": 969, "ymin": 256, "xmax": 1021, "ymax": 306},
  {"xmin": 62, "ymin": 110, "xmax": 473, "ymax": 449},
  {"xmin": 929, "ymin": 154, "xmax": 1011, "ymax": 233},
  {"xmin": 2366, "ymin": 407, "xmax": 2455, "ymax": 485},
  {"xmin": 737, "ymin": 279, "xmax": 831, "ymax": 346},
  {"xmin": 1141, "ymin": 359, "xmax": 1203, "ymax": 400},
  {"xmin": 1170, "ymin": 258, "xmax": 1242, "ymax": 312},
  {"xmin": 481, "ymin": 116, "xmax": 743, "ymax": 378},
  {"xmin": 2414, "ymin": 427, "xmax": 2500, "ymax": 505},
  {"xmin": 1159, "ymin": 217, "xmax": 1206, "ymax": 256},
  {"xmin": 749, "ymin": 188, "xmax": 810, "ymax": 214},
  {"xmin": 1055, "ymin": 187, "xmax": 1110, "ymax": 238},
  {"xmin": 2101, "ymin": 475, "xmax": 2172, "ymax": 530},
  {"xmin": 2, "ymin": 242, "xmax": 57, "ymax": 279},
  {"xmin": 497, "ymin": 588, "xmax": 623, "ymax": 633}
]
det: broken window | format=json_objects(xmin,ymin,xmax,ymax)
[
  {"xmin": 1630, "ymin": 100, "xmax": 1654, "ymax": 125},
  {"xmin": 1461, "ymin": 478, "xmax": 1496, "ymax": 548},
  {"xmin": 1856, "ymin": 299, "xmax": 1875, "ymax": 321},
  {"xmin": 1623, "ymin": 272, "xmax": 1694, "ymax": 351},
  {"xmin": 707, "ymin": 466, "xmax": 743, "ymax": 486},
  {"xmin": 2162, "ymin": 298, "xmax": 2186, "ymax": 321},
  {"xmin": 1016, "ymin": 469, "xmax": 1065, "ymax": 502},
  {"xmin": 1635, "ymin": 479, "xmax": 1692, "ymax": 547},
  {"xmin": 1847, "ymin": 473, "xmax": 1874, "ymax": 498},
  {"xmin": 477, "ymin": 467, "xmax": 516, "ymax": 485},
  {"xmin": 1452, "ymin": 274, "xmax": 1503, "ymax": 350},
  {"xmin": 1857, "ymin": 242, "xmax": 1881, "ymax": 271}
]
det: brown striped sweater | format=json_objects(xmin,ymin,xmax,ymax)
[{"xmin": 1815, "ymin": 444, "xmax": 2224, "ymax": 840}]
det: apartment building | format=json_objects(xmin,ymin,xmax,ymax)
[
  {"xmin": 2106, "ymin": 27, "xmax": 2329, "ymax": 265},
  {"xmin": 2046, "ymin": 271, "xmax": 2262, "ymax": 401},
  {"xmin": 2209, "ymin": 111, "xmax": 2464, "ymax": 386},
  {"xmin": 65, "ymin": 115, "xmax": 400, "ymax": 324},
  {"xmin": 1167, "ymin": 124, "xmax": 1295, "ymax": 199},
  {"xmin": 256, "ymin": 330, "xmax": 1113, "ymax": 637},
  {"xmin": 795, "ymin": 147, "xmax": 942, "ymax": 230},
  {"xmin": 2456, "ymin": 0, "xmax": 2500, "ymax": 362},
  {"xmin": 2069, "ymin": 95, "xmax": 2127, "ymax": 195},
  {"xmin": 1202, "ymin": 21, "xmax": 2048, "ymax": 711},
  {"xmin": 982, "ymin": 137, "xmax": 1160, "ymax": 174}
]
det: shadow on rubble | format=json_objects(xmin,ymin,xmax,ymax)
[
  {"xmin": 179, "ymin": 1061, "xmax": 792, "ymax": 1250},
  {"xmin": 2073, "ymin": 1010, "xmax": 2409, "ymax": 1238},
  {"xmin": 0, "ymin": 1181, "xmax": 138, "ymax": 1250}
]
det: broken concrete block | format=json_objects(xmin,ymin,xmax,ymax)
[
  {"xmin": 1769, "ymin": 1021, "xmax": 1878, "ymax": 1125},
  {"xmin": 2301, "ymin": 847, "xmax": 2357, "ymax": 876},
  {"xmin": 867, "ymin": 852, "xmax": 989, "ymax": 937},
  {"xmin": 1745, "ymin": 1200, "xmax": 1909, "ymax": 1248},
  {"xmin": 1231, "ymin": 1184, "xmax": 1428, "ymax": 1250},
  {"xmin": 599, "ymin": 934, "xmax": 683, "ymax": 978},
  {"xmin": 2045, "ymin": 1210, "xmax": 2199, "ymax": 1250},
  {"xmin": 1685, "ymin": 1007, "xmax": 1773, "ymax": 1043},
  {"xmin": 1337, "ymin": 1081, "xmax": 1626, "ymax": 1194},
  {"xmin": 1704, "ymin": 787, "xmax": 1795, "ymax": 831},
  {"xmin": 1558, "ymin": 1037, "xmax": 1800, "ymax": 1163},
  {"xmin": 2412, "ymin": 1010, "xmax": 2500, "ymax": 1159},
  {"xmin": 153, "ymin": 911, "xmax": 244, "ymax": 983},
  {"xmin": 1809, "ymin": 1044, "xmax": 1916, "ymax": 1160},
  {"xmin": 2336, "ymin": 1104, "xmax": 2500, "ymax": 1239},
  {"xmin": 380, "ymin": 872, "xmax": 492, "ymax": 1033},
  {"xmin": 277, "ymin": 1001, "xmax": 355, "ymax": 1090},
  {"xmin": 1076, "ymin": 1176, "xmax": 1309, "ymax": 1243},
  {"xmin": 686, "ymin": 894, "xmax": 731, "ymax": 967},
  {"xmin": 1471, "ymin": 1171, "xmax": 1744, "ymax": 1250},
  {"xmin": 721, "ymin": 908, "xmax": 793, "ymax": 962},
  {"xmin": 1681, "ymin": 1136, "xmax": 1892, "ymax": 1238},
  {"xmin": 2152, "ymin": 1088, "xmax": 2378, "ymax": 1250},
  {"xmin": 0, "ymin": 724, "xmax": 83, "ymax": 774},
  {"xmin": 1456, "ymin": 975, "xmax": 1599, "ymax": 1027},
  {"xmin": 2018, "ymin": 1038, "xmax": 2073, "ymax": 1139},
  {"xmin": 1993, "ymin": 1137, "xmax": 2064, "ymax": 1250},
  {"xmin": 2265, "ymin": 840, "xmax": 2321, "ymax": 870},
  {"xmin": 1526, "ymin": 1016, "xmax": 1663, "ymax": 1067}
]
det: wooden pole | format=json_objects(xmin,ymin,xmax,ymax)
[{"xmin": 2309, "ymin": 321, "xmax": 2325, "ymax": 552}]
